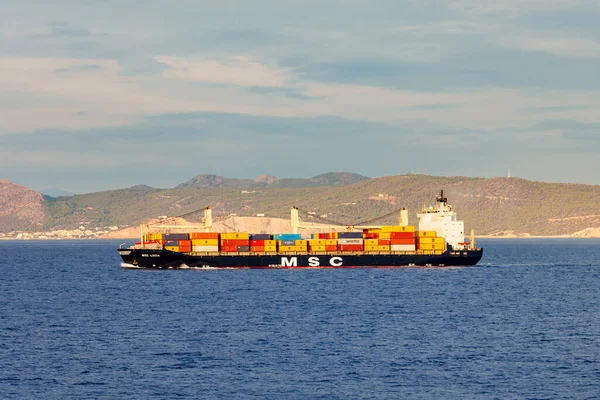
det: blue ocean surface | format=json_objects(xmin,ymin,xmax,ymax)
[{"xmin": 1, "ymin": 239, "xmax": 599, "ymax": 399}]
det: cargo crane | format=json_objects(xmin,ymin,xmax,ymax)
[
  {"xmin": 139, "ymin": 206, "xmax": 212, "ymax": 249},
  {"xmin": 290, "ymin": 206, "xmax": 409, "ymax": 234}
]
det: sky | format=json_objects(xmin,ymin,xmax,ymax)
[{"xmin": 1, "ymin": 0, "xmax": 599, "ymax": 194}]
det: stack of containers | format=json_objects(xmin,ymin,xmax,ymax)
[
  {"xmin": 275, "ymin": 233, "xmax": 302, "ymax": 252},
  {"xmin": 163, "ymin": 233, "xmax": 189, "ymax": 252},
  {"xmin": 221, "ymin": 232, "xmax": 250, "ymax": 252},
  {"xmin": 147, "ymin": 232, "xmax": 164, "ymax": 246},
  {"xmin": 381, "ymin": 226, "xmax": 416, "ymax": 252},
  {"xmin": 250, "ymin": 234, "xmax": 276, "ymax": 253},
  {"xmin": 338, "ymin": 231, "xmax": 363, "ymax": 252},
  {"xmin": 308, "ymin": 238, "xmax": 326, "ymax": 252},
  {"xmin": 311, "ymin": 233, "xmax": 327, "ymax": 239},
  {"xmin": 190, "ymin": 232, "xmax": 220, "ymax": 253},
  {"xmin": 416, "ymin": 231, "xmax": 445, "ymax": 254}
]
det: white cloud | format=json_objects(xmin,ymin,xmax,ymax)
[
  {"xmin": 154, "ymin": 55, "xmax": 291, "ymax": 87},
  {"xmin": 517, "ymin": 37, "xmax": 600, "ymax": 58}
]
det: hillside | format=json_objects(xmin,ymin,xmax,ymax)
[
  {"xmin": 0, "ymin": 180, "xmax": 46, "ymax": 231},
  {"xmin": 2, "ymin": 174, "xmax": 600, "ymax": 237},
  {"xmin": 176, "ymin": 172, "xmax": 369, "ymax": 189}
]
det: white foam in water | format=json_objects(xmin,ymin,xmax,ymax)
[{"xmin": 120, "ymin": 262, "xmax": 141, "ymax": 269}]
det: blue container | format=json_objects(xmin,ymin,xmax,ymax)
[
  {"xmin": 338, "ymin": 232, "xmax": 363, "ymax": 239},
  {"xmin": 276, "ymin": 233, "xmax": 302, "ymax": 240}
]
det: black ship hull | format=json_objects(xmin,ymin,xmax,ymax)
[{"xmin": 118, "ymin": 248, "xmax": 484, "ymax": 269}]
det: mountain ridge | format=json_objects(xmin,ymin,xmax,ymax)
[{"xmin": 2, "ymin": 174, "xmax": 600, "ymax": 237}]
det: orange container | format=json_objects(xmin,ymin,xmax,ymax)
[{"xmin": 190, "ymin": 232, "xmax": 220, "ymax": 239}]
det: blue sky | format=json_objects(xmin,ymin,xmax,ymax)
[{"xmin": 1, "ymin": 0, "xmax": 599, "ymax": 193}]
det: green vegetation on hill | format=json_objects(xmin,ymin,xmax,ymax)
[{"xmin": 28, "ymin": 174, "xmax": 600, "ymax": 236}]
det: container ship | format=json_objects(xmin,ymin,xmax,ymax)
[{"xmin": 118, "ymin": 191, "xmax": 483, "ymax": 269}]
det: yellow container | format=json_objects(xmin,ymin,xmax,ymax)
[
  {"xmin": 364, "ymin": 245, "xmax": 379, "ymax": 251},
  {"xmin": 378, "ymin": 232, "xmax": 391, "ymax": 239},
  {"xmin": 148, "ymin": 233, "xmax": 163, "ymax": 241},
  {"xmin": 418, "ymin": 237, "xmax": 445, "ymax": 244},
  {"xmin": 192, "ymin": 239, "xmax": 219, "ymax": 246},
  {"xmin": 364, "ymin": 239, "xmax": 379, "ymax": 246},
  {"xmin": 328, "ymin": 232, "xmax": 338, "ymax": 239},
  {"xmin": 378, "ymin": 245, "xmax": 391, "ymax": 251},
  {"xmin": 295, "ymin": 245, "xmax": 308, "ymax": 251},
  {"xmin": 381, "ymin": 225, "xmax": 415, "ymax": 232},
  {"xmin": 325, "ymin": 239, "xmax": 338, "ymax": 246},
  {"xmin": 221, "ymin": 232, "xmax": 250, "ymax": 240},
  {"xmin": 264, "ymin": 240, "xmax": 276, "ymax": 247},
  {"xmin": 165, "ymin": 246, "xmax": 179, "ymax": 252},
  {"xmin": 417, "ymin": 231, "xmax": 437, "ymax": 237},
  {"xmin": 279, "ymin": 245, "xmax": 296, "ymax": 252},
  {"xmin": 295, "ymin": 240, "xmax": 308, "ymax": 246},
  {"xmin": 308, "ymin": 239, "xmax": 326, "ymax": 246},
  {"xmin": 264, "ymin": 245, "xmax": 277, "ymax": 252},
  {"xmin": 309, "ymin": 245, "xmax": 327, "ymax": 252},
  {"xmin": 419, "ymin": 243, "xmax": 446, "ymax": 250}
]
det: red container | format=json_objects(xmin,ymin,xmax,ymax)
[
  {"xmin": 250, "ymin": 240, "xmax": 265, "ymax": 246},
  {"xmin": 178, "ymin": 240, "xmax": 192, "ymax": 246},
  {"xmin": 325, "ymin": 245, "xmax": 337, "ymax": 251},
  {"xmin": 220, "ymin": 245, "xmax": 239, "ymax": 252},
  {"xmin": 378, "ymin": 239, "xmax": 391, "ymax": 246},
  {"xmin": 190, "ymin": 232, "xmax": 220, "ymax": 240},
  {"xmin": 390, "ymin": 238, "xmax": 415, "ymax": 245},
  {"xmin": 363, "ymin": 233, "xmax": 379, "ymax": 239},
  {"xmin": 251, "ymin": 246, "xmax": 265, "ymax": 252},
  {"xmin": 221, "ymin": 239, "xmax": 249, "ymax": 246},
  {"xmin": 390, "ymin": 232, "xmax": 415, "ymax": 239},
  {"xmin": 338, "ymin": 244, "xmax": 363, "ymax": 251}
]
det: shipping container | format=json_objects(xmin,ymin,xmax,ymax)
[
  {"xmin": 390, "ymin": 238, "xmax": 415, "ymax": 245},
  {"xmin": 192, "ymin": 239, "xmax": 218, "ymax": 246},
  {"xmin": 221, "ymin": 232, "xmax": 250, "ymax": 240},
  {"xmin": 250, "ymin": 234, "xmax": 272, "ymax": 240},
  {"xmin": 164, "ymin": 245, "xmax": 179, "ymax": 252},
  {"xmin": 377, "ymin": 245, "xmax": 391, "ymax": 251},
  {"xmin": 339, "ymin": 238, "xmax": 364, "ymax": 244},
  {"xmin": 250, "ymin": 240, "xmax": 265, "ymax": 246},
  {"xmin": 237, "ymin": 246, "xmax": 250, "ymax": 252},
  {"xmin": 364, "ymin": 245, "xmax": 379, "ymax": 251},
  {"xmin": 325, "ymin": 232, "xmax": 339, "ymax": 239},
  {"xmin": 221, "ymin": 239, "xmax": 249, "ymax": 246},
  {"xmin": 280, "ymin": 240, "xmax": 296, "ymax": 246},
  {"xmin": 274, "ymin": 233, "xmax": 302, "ymax": 240},
  {"xmin": 381, "ymin": 226, "xmax": 415, "ymax": 233},
  {"xmin": 325, "ymin": 245, "xmax": 337, "ymax": 251},
  {"xmin": 378, "ymin": 232, "xmax": 391, "ymax": 239},
  {"xmin": 416, "ymin": 231, "xmax": 437, "ymax": 237},
  {"xmin": 190, "ymin": 232, "xmax": 220, "ymax": 240},
  {"xmin": 417, "ymin": 237, "xmax": 445, "ymax": 244},
  {"xmin": 378, "ymin": 239, "xmax": 391, "ymax": 246},
  {"xmin": 418, "ymin": 243, "xmax": 446, "ymax": 251},
  {"xmin": 364, "ymin": 239, "xmax": 379, "ymax": 246},
  {"xmin": 338, "ymin": 244, "xmax": 363, "ymax": 251},
  {"xmin": 164, "ymin": 233, "xmax": 189, "ymax": 241},
  {"xmin": 308, "ymin": 245, "xmax": 327, "ymax": 252},
  {"xmin": 389, "ymin": 231, "xmax": 415, "ymax": 239},
  {"xmin": 279, "ymin": 245, "xmax": 297, "ymax": 252},
  {"xmin": 338, "ymin": 232, "xmax": 363, "ymax": 239},
  {"xmin": 250, "ymin": 246, "xmax": 265, "ymax": 252},
  {"xmin": 264, "ymin": 245, "xmax": 277, "ymax": 252},
  {"xmin": 192, "ymin": 245, "xmax": 219, "ymax": 252},
  {"xmin": 165, "ymin": 240, "xmax": 178, "ymax": 247},
  {"xmin": 308, "ymin": 239, "xmax": 326, "ymax": 246},
  {"xmin": 390, "ymin": 244, "xmax": 416, "ymax": 251}
]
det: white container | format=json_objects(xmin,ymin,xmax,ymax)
[
  {"xmin": 339, "ymin": 239, "xmax": 364, "ymax": 244},
  {"xmin": 390, "ymin": 244, "xmax": 416, "ymax": 251},
  {"xmin": 192, "ymin": 245, "xmax": 219, "ymax": 252}
]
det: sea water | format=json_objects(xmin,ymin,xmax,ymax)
[{"xmin": 1, "ymin": 239, "xmax": 599, "ymax": 399}]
